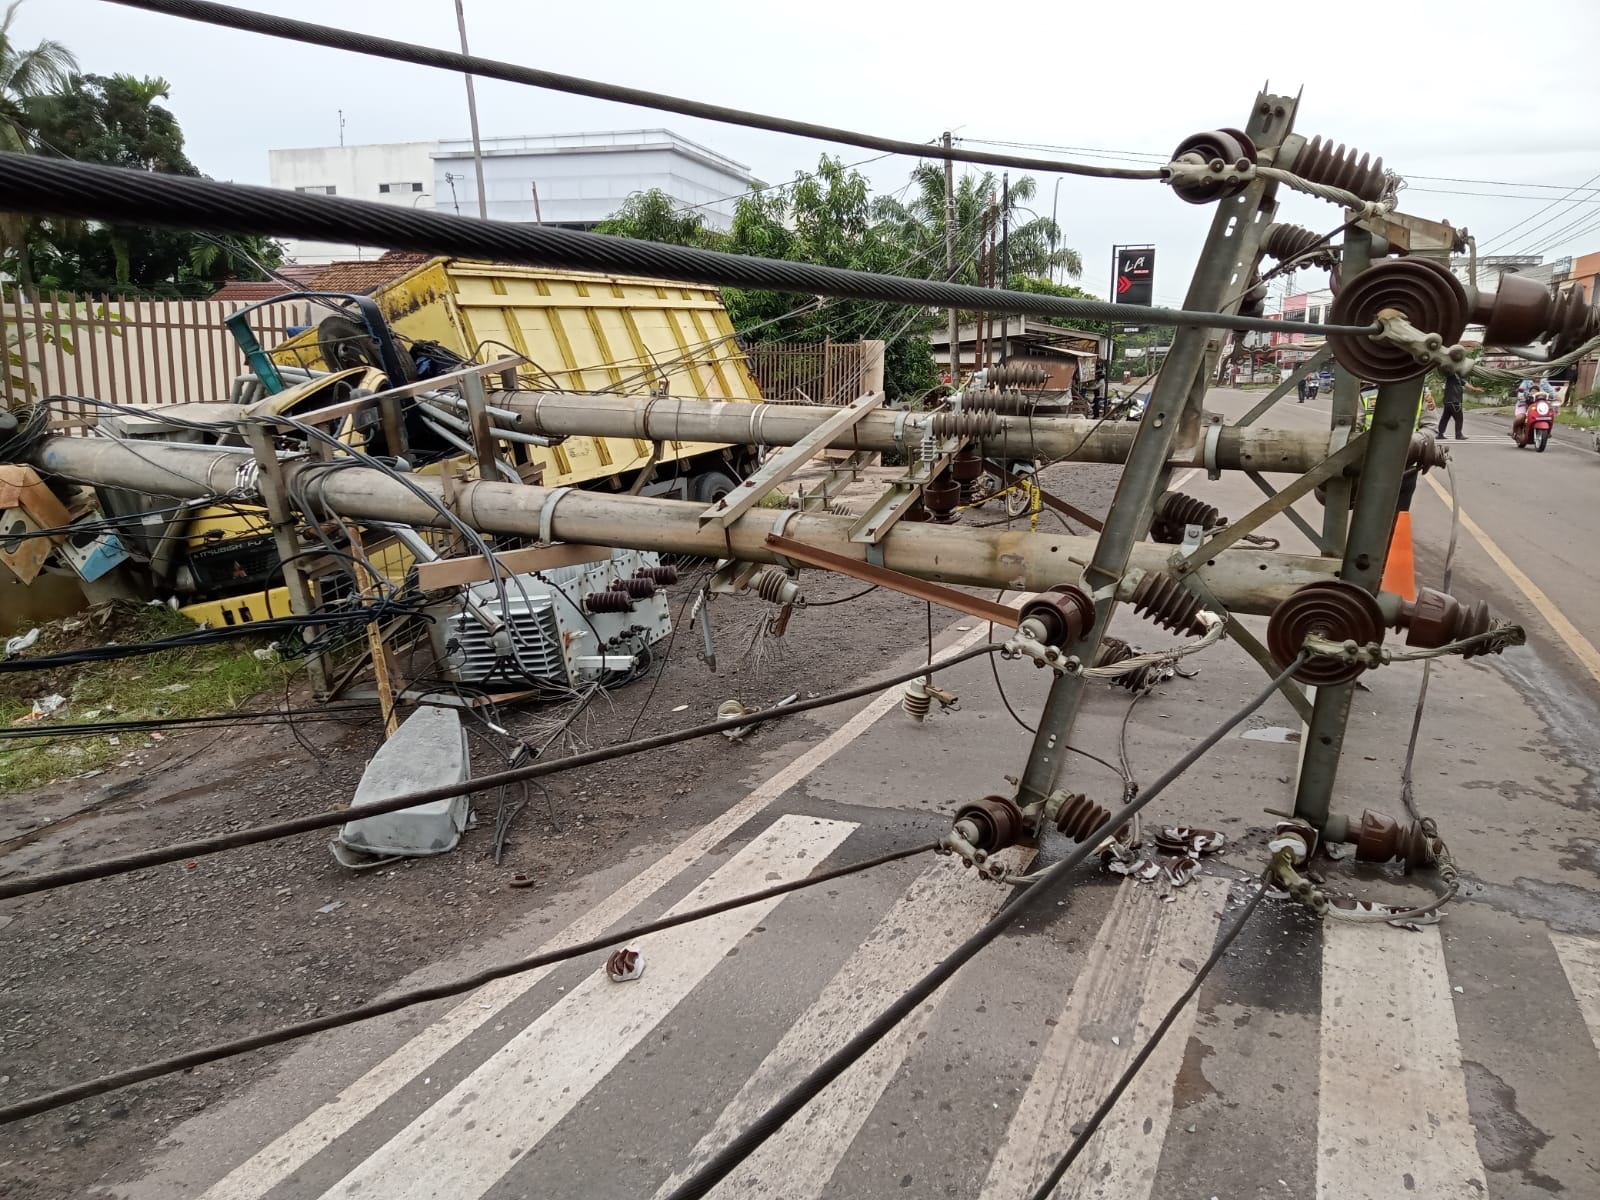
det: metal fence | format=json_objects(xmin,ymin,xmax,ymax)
[
  {"xmin": 2, "ymin": 290, "xmax": 314, "ymax": 429},
  {"xmin": 744, "ymin": 339, "xmax": 882, "ymax": 405}
]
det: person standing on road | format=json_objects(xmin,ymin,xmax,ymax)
[
  {"xmin": 1297, "ymin": 373, "xmax": 1308, "ymax": 403},
  {"xmin": 1435, "ymin": 373, "xmax": 1481, "ymax": 440}
]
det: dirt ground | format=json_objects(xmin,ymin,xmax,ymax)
[{"xmin": 0, "ymin": 457, "xmax": 1124, "ymax": 1200}]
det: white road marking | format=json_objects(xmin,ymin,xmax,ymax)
[
  {"xmin": 1170, "ymin": 468, "xmax": 1199, "ymax": 491},
  {"xmin": 197, "ymin": 623, "xmax": 995, "ymax": 1200},
  {"xmin": 320, "ymin": 814, "xmax": 858, "ymax": 1199},
  {"xmin": 977, "ymin": 877, "xmax": 1229, "ymax": 1199},
  {"xmin": 1420, "ymin": 472, "xmax": 1600, "ymax": 686},
  {"xmin": 1550, "ymin": 932, "xmax": 1600, "ymax": 1058},
  {"xmin": 1316, "ymin": 921, "xmax": 1487, "ymax": 1199},
  {"xmin": 653, "ymin": 847, "xmax": 1035, "ymax": 1200}
]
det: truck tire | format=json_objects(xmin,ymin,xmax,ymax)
[{"xmin": 692, "ymin": 468, "xmax": 740, "ymax": 504}]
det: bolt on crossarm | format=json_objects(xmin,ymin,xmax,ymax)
[
  {"xmin": 1014, "ymin": 91, "xmax": 1297, "ymax": 810},
  {"xmin": 1290, "ymin": 374, "xmax": 1425, "ymax": 828}
]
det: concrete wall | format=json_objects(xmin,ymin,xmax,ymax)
[{"xmin": 268, "ymin": 143, "xmax": 438, "ymax": 263}]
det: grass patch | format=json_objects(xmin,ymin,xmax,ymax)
[
  {"xmin": 0, "ymin": 601, "xmax": 294, "ymax": 793},
  {"xmin": 757, "ymin": 489, "xmax": 791, "ymax": 509},
  {"xmin": 1559, "ymin": 408, "xmax": 1600, "ymax": 430}
]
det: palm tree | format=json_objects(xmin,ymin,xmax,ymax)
[
  {"xmin": 0, "ymin": 0, "xmax": 77, "ymax": 288},
  {"xmin": 873, "ymin": 163, "xmax": 1082, "ymax": 284}
]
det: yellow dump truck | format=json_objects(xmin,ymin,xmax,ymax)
[{"xmin": 257, "ymin": 255, "xmax": 766, "ymax": 502}]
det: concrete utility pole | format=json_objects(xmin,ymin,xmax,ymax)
[
  {"xmin": 453, "ymin": 0, "xmax": 490, "ymax": 220},
  {"xmin": 999, "ymin": 171, "xmax": 1009, "ymax": 366},
  {"xmin": 943, "ymin": 132, "xmax": 960, "ymax": 385}
]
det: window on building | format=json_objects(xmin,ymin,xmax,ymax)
[
  {"xmin": 294, "ymin": 184, "xmax": 337, "ymax": 195},
  {"xmin": 1308, "ymin": 305, "xmax": 1322, "ymax": 325},
  {"xmin": 378, "ymin": 182, "xmax": 425, "ymax": 194}
]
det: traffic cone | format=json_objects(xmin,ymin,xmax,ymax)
[{"xmin": 1382, "ymin": 510, "xmax": 1416, "ymax": 601}]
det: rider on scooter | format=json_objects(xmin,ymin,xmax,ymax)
[{"xmin": 1513, "ymin": 377, "xmax": 1556, "ymax": 440}]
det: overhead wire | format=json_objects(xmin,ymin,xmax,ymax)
[
  {"xmin": 0, "ymin": 641, "xmax": 1004, "ymax": 901},
  {"xmin": 659, "ymin": 655, "xmax": 1306, "ymax": 1200},
  {"xmin": 0, "ymin": 155, "xmax": 1374, "ymax": 340},
  {"xmin": 0, "ymin": 838, "xmax": 936, "ymax": 1125},
  {"xmin": 100, "ymin": 0, "xmax": 1167, "ymax": 180}
]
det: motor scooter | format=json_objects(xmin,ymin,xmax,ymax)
[{"xmin": 1512, "ymin": 393, "xmax": 1558, "ymax": 452}]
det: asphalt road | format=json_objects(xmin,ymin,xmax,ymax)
[{"xmin": 82, "ymin": 390, "xmax": 1600, "ymax": 1199}]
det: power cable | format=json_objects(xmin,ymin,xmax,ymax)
[
  {"xmin": 0, "ymin": 839, "xmax": 934, "ymax": 1125},
  {"xmin": 658, "ymin": 654, "xmax": 1303, "ymax": 1200},
  {"xmin": 0, "ymin": 154, "xmax": 1373, "ymax": 340},
  {"xmin": 0, "ymin": 642, "xmax": 1003, "ymax": 901},
  {"xmin": 101, "ymin": 0, "xmax": 1166, "ymax": 180},
  {"xmin": 0, "ymin": 703, "xmax": 374, "ymax": 742},
  {"xmin": 1477, "ymin": 167, "xmax": 1600, "ymax": 254},
  {"xmin": 1022, "ymin": 871, "xmax": 1273, "ymax": 1199}
]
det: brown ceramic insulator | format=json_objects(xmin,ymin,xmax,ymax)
[
  {"xmin": 1129, "ymin": 573, "xmax": 1208, "ymax": 636},
  {"xmin": 750, "ymin": 567, "xmax": 797, "ymax": 605},
  {"xmin": 1265, "ymin": 580, "xmax": 1385, "ymax": 686},
  {"xmin": 1019, "ymin": 584, "xmax": 1095, "ymax": 648},
  {"xmin": 1469, "ymin": 272, "xmax": 1554, "ymax": 346},
  {"xmin": 963, "ymin": 387, "xmax": 1035, "ymax": 415},
  {"xmin": 634, "ymin": 564, "xmax": 679, "ymax": 585},
  {"xmin": 902, "ymin": 499, "xmax": 931, "ymax": 523},
  {"xmin": 1260, "ymin": 222, "xmax": 1338, "ymax": 270},
  {"xmin": 619, "ymin": 576, "xmax": 657, "ymax": 599},
  {"xmin": 1287, "ymin": 135, "xmax": 1388, "ymax": 203},
  {"xmin": 584, "ymin": 589, "xmax": 635, "ymax": 614},
  {"xmin": 1239, "ymin": 274, "xmax": 1270, "ymax": 318},
  {"xmin": 1546, "ymin": 282, "xmax": 1600, "ymax": 357},
  {"xmin": 1168, "ymin": 128, "xmax": 1258, "ymax": 204},
  {"xmin": 955, "ymin": 794, "xmax": 1027, "ymax": 853},
  {"xmin": 922, "ymin": 477, "xmax": 961, "ymax": 521},
  {"xmin": 1397, "ymin": 587, "xmax": 1495, "ymax": 657},
  {"xmin": 929, "ymin": 409, "xmax": 1002, "ymax": 440},
  {"xmin": 1327, "ymin": 259, "xmax": 1469, "ymax": 383},
  {"xmin": 1408, "ymin": 433, "xmax": 1449, "ymax": 471},
  {"xmin": 1092, "ymin": 636, "xmax": 1156, "ymax": 692},
  {"xmin": 1351, "ymin": 809, "xmax": 1436, "ymax": 867},
  {"xmin": 951, "ymin": 446, "xmax": 984, "ymax": 484},
  {"xmin": 1150, "ymin": 490, "xmax": 1224, "ymax": 543},
  {"xmin": 1053, "ymin": 792, "xmax": 1113, "ymax": 843},
  {"xmin": 987, "ymin": 362, "xmax": 1050, "ymax": 388}
]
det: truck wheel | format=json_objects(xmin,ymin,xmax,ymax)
[{"xmin": 692, "ymin": 469, "xmax": 740, "ymax": 504}]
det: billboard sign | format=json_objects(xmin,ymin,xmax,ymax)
[{"xmin": 1113, "ymin": 247, "xmax": 1155, "ymax": 308}]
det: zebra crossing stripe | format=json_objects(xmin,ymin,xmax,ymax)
[
  {"xmin": 317, "ymin": 815, "xmax": 858, "ymax": 1200},
  {"xmin": 978, "ymin": 878, "xmax": 1229, "ymax": 1199},
  {"xmin": 1550, "ymin": 931, "xmax": 1600, "ymax": 1057},
  {"xmin": 652, "ymin": 847, "xmax": 1035, "ymax": 1199},
  {"xmin": 1316, "ymin": 921, "xmax": 1488, "ymax": 1199}
]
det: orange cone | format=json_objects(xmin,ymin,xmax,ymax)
[{"xmin": 1382, "ymin": 510, "xmax": 1416, "ymax": 601}]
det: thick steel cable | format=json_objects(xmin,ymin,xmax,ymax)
[
  {"xmin": 0, "ymin": 841, "xmax": 933, "ymax": 1125},
  {"xmin": 1023, "ymin": 871, "xmax": 1273, "ymax": 1199},
  {"xmin": 661, "ymin": 655, "xmax": 1305, "ymax": 1200},
  {"xmin": 102, "ymin": 0, "xmax": 1163, "ymax": 180},
  {"xmin": 0, "ymin": 644, "xmax": 1001, "ymax": 901},
  {"xmin": 0, "ymin": 155, "xmax": 1374, "ymax": 340}
]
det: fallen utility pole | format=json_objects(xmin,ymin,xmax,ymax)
[
  {"xmin": 28, "ymin": 434, "xmax": 1336, "ymax": 615},
  {"xmin": 503, "ymin": 389, "xmax": 1357, "ymax": 475}
]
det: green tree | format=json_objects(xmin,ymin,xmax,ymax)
[
  {"xmin": 595, "ymin": 189, "xmax": 725, "ymax": 249},
  {"xmin": 0, "ymin": 0, "xmax": 77, "ymax": 288},
  {"xmin": 19, "ymin": 72, "xmax": 282, "ymax": 294}
]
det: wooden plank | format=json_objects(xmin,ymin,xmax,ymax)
[
  {"xmin": 113, "ymin": 295, "xmax": 132, "ymax": 408},
  {"xmin": 414, "ymin": 542, "xmax": 613, "ymax": 591}
]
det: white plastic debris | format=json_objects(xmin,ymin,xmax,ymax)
[
  {"xmin": 4, "ymin": 627, "xmax": 41, "ymax": 659},
  {"xmin": 605, "ymin": 946, "xmax": 646, "ymax": 982},
  {"xmin": 13, "ymin": 694, "xmax": 65, "ymax": 724}
]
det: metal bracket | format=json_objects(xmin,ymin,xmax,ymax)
[
  {"xmin": 538, "ymin": 486, "xmax": 573, "ymax": 545},
  {"xmin": 699, "ymin": 390, "xmax": 883, "ymax": 528},
  {"xmin": 1173, "ymin": 434, "xmax": 1367, "ymax": 575},
  {"xmin": 1203, "ymin": 420, "xmax": 1225, "ymax": 481},
  {"xmin": 768, "ymin": 509, "xmax": 801, "ymax": 567}
]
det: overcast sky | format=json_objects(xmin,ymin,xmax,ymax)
[{"xmin": 19, "ymin": 0, "xmax": 1600, "ymax": 307}]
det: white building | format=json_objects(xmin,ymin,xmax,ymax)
[{"xmin": 267, "ymin": 130, "xmax": 759, "ymax": 265}]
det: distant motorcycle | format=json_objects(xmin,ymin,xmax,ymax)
[{"xmin": 1513, "ymin": 392, "xmax": 1558, "ymax": 453}]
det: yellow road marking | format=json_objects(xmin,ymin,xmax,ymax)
[{"xmin": 1421, "ymin": 472, "xmax": 1600, "ymax": 686}]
